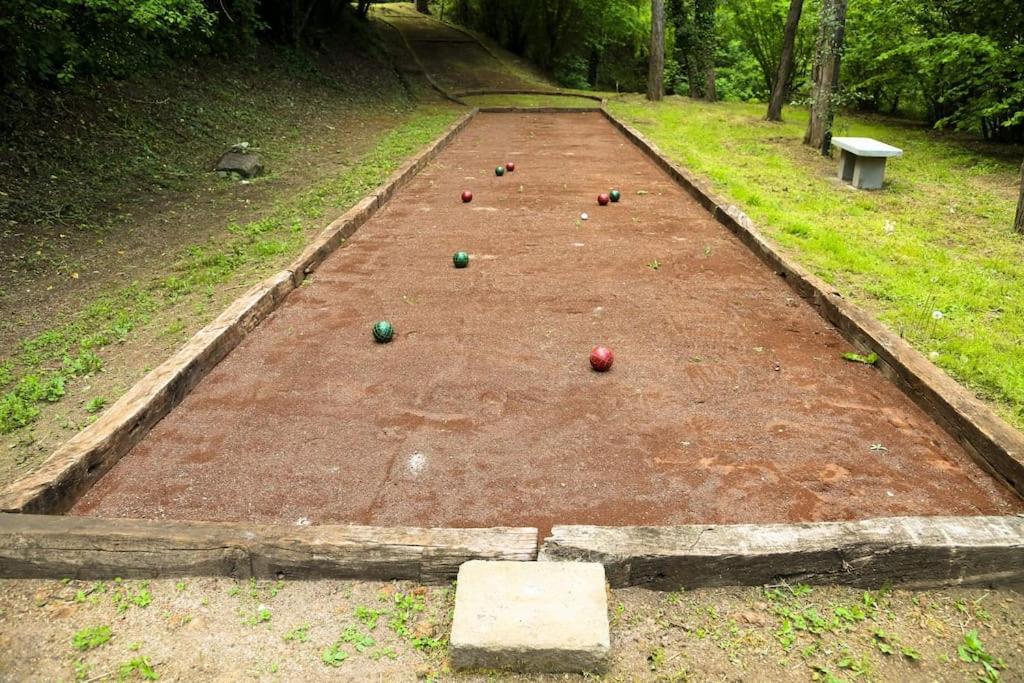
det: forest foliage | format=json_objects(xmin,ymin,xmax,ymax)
[
  {"xmin": 2, "ymin": 0, "xmax": 1022, "ymax": 142},
  {"xmin": 447, "ymin": 0, "xmax": 1024, "ymax": 141}
]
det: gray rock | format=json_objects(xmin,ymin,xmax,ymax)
[
  {"xmin": 216, "ymin": 151, "xmax": 263, "ymax": 178},
  {"xmin": 449, "ymin": 560, "xmax": 610, "ymax": 673}
]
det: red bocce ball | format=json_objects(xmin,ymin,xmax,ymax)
[
  {"xmin": 506, "ymin": 161, "xmax": 515, "ymax": 172},
  {"xmin": 590, "ymin": 346, "xmax": 614, "ymax": 372},
  {"xmin": 461, "ymin": 190, "xmax": 473, "ymax": 203},
  {"xmin": 597, "ymin": 193, "xmax": 610, "ymax": 206}
]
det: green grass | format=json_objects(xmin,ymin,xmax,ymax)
[
  {"xmin": 0, "ymin": 110, "xmax": 456, "ymax": 438},
  {"xmin": 609, "ymin": 96, "xmax": 1024, "ymax": 429}
]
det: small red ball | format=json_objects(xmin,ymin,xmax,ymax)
[
  {"xmin": 590, "ymin": 346, "xmax": 614, "ymax": 372},
  {"xmin": 461, "ymin": 190, "xmax": 473, "ymax": 203},
  {"xmin": 506, "ymin": 161, "xmax": 515, "ymax": 172},
  {"xmin": 597, "ymin": 193, "xmax": 610, "ymax": 206}
]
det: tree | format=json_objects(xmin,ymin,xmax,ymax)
[
  {"xmin": 416, "ymin": 0, "xmax": 430, "ymax": 14},
  {"xmin": 804, "ymin": 0, "xmax": 848, "ymax": 152},
  {"xmin": 1016, "ymin": 160, "xmax": 1024, "ymax": 235},
  {"xmin": 693, "ymin": 0, "xmax": 717, "ymax": 101},
  {"xmin": 767, "ymin": 0, "xmax": 805, "ymax": 121},
  {"xmin": 648, "ymin": 0, "xmax": 665, "ymax": 100}
]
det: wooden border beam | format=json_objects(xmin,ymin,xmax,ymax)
[
  {"xmin": 540, "ymin": 516, "xmax": 1024, "ymax": 589},
  {"xmin": 0, "ymin": 513, "xmax": 537, "ymax": 584}
]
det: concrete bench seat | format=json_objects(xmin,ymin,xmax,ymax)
[{"xmin": 832, "ymin": 136, "xmax": 903, "ymax": 190}]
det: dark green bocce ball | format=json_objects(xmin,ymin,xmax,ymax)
[
  {"xmin": 495, "ymin": 165, "xmax": 506, "ymax": 177},
  {"xmin": 453, "ymin": 251, "xmax": 470, "ymax": 268},
  {"xmin": 372, "ymin": 320, "xmax": 394, "ymax": 343},
  {"xmin": 609, "ymin": 189, "xmax": 621, "ymax": 203}
]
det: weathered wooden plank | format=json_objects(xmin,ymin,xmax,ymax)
[
  {"xmin": 0, "ymin": 514, "xmax": 537, "ymax": 583},
  {"xmin": 540, "ymin": 516, "xmax": 1024, "ymax": 589},
  {"xmin": 602, "ymin": 108, "xmax": 1024, "ymax": 499},
  {"xmin": 478, "ymin": 107, "xmax": 601, "ymax": 114},
  {"xmin": 0, "ymin": 271, "xmax": 295, "ymax": 515},
  {"xmin": 286, "ymin": 195, "xmax": 378, "ymax": 287}
]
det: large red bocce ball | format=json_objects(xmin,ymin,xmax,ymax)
[{"xmin": 590, "ymin": 346, "xmax": 614, "ymax": 372}]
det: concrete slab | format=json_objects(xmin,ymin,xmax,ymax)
[{"xmin": 449, "ymin": 560, "xmax": 610, "ymax": 673}]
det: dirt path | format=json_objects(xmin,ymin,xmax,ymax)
[
  {"xmin": 1, "ymin": 577, "xmax": 1019, "ymax": 681},
  {"xmin": 72, "ymin": 112, "xmax": 1021, "ymax": 534}
]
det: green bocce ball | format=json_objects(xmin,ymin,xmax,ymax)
[
  {"xmin": 372, "ymin": 320, "xmax": 394, "ymax": 343},
  {"xmin": 495, "ymin": 165, "xmax": 505, "ymax": 176},
  {"xmin": 453, "ymin": 251, "xmax": 470, "ymax": 268},
  {"xmin": 609, "ymin": 189, "xmax": 621, "ymax": 203}
]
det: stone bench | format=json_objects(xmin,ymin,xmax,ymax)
[{"xmin": 831, "ymin": 136, "xmax": 903, "ymax": 190}]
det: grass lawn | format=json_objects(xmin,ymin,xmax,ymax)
[{"xmin": 609, "ymin": 95, "xmax": 1024, "ymax": 430}]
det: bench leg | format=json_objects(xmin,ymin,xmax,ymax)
[
  {"xmin": 852, "ymin": 157, "xmax": 887, "ymax": 190},
  {"xmin": 837, "ymin": 150, "xmax": 856, "ymax": 182}
]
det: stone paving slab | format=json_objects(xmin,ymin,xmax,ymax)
[{"xmin": 449, "ymin": 560, "xmax": 610, "ymax": 673}]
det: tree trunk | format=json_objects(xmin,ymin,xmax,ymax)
[
  {"xmin": 415, "ymin": 0, "xmax": 430, "ymax": 15},
  {"xmin": 1016, "ymin": 160, "xmax": 1024, "ymax": 235},
  {"xmin": 804, "ymin": 0, "xmax": 848, "ymax": 153},
  {"xmin": 766, "ymin": 0, "xmax": 804, "ymax": 121},
  {"xmin": 704, "ymin": 65, "xmax": 716, "ymax": 102},
  {"xmin": 694, "ymin": 0, "xmax": 716, "ymax": 102},
  {"xmin": 647, "ymin": 0, "xmax": 665, "ymax": 101}
]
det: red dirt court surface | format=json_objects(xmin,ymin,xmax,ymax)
[{"xmin": 72, "ymin": 112, "xmax": 1024, "ymax": 535}]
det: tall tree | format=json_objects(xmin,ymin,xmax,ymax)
[
  {"xmin": 693, "ymin": 0, "xmax": 717, "ymax": 101},
  {"xmin": 766, "ymin": 0, "xmax": 805, "ymax": 121},
  {"xmin": 648, "ymin": 0, "xmax": 666, "ymax": 100},
  {"xmin": 804, "ymin": 0, "xmax": 848, "ymax": 152},
  {"xmin": 1016, "ymin": 160, "xmax": 1024, "ymax": 235}
]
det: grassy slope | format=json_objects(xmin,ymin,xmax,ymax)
[
  {"xmin": 0, "ymin": 24, "xmax": 459, "ymax": 484},
  {"xmin": 609, "ymin": 96, "xmax": 1024, "ymax": 429}
]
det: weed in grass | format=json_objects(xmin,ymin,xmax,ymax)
[
  {"xmin": 841, "ymin": 352, "xmax": 878, "ymax": 365},
  {"xmin": 648, "ymin": 646, "xmax": 667, "ymax": 671},
  {"xmin": 321, "ymin": 643, "xmax": 348, "ymax": 667},
  {"xmin": 284, "ymin": 624, "xmax": 310, "ymax": 643},
  {"xmin": 63, "ymin": 350, "xmax": 103, "ymax": 377},
  {"xmin": 84, "ymin": 397, "xmax": 107, "ymax": 414},
  {"xmin": 117, "ymin": 655, "xmax": 158, "ymax": 681},
  {"xmin": 112, "ymin": 583, "xmax": 151, "ymax": 613},
  {"xmin": 836, "ymin": 649, "xmax": 873, "ymax": 677},
  {"xmin": 355, "ymin": 605, "xmax": 385, "ymax": 630},
  {"xmin": 71, "ymin": 625, "xmax": 112, "ymax": 651},
  {"xmin": 245, "ymin": 605, "xmax": 272, "ymax": 626},
  {"xmin": 385, "ymin": 591, "xmax": 426, "ymax": 639},
  {"xmin": 0, "ymin": 392, "xmax": 40, "ymax": 433},
  {"xmin": 340, "ymin": 625, "xmax": 375, "ymax": 652},
  {"xmin": 368, "ymin": 647, "xmax": 398, "ymax": 661},
  {"xmin": 957, "ymin": 629, "xmax": 1004, "ymax": 682}
]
